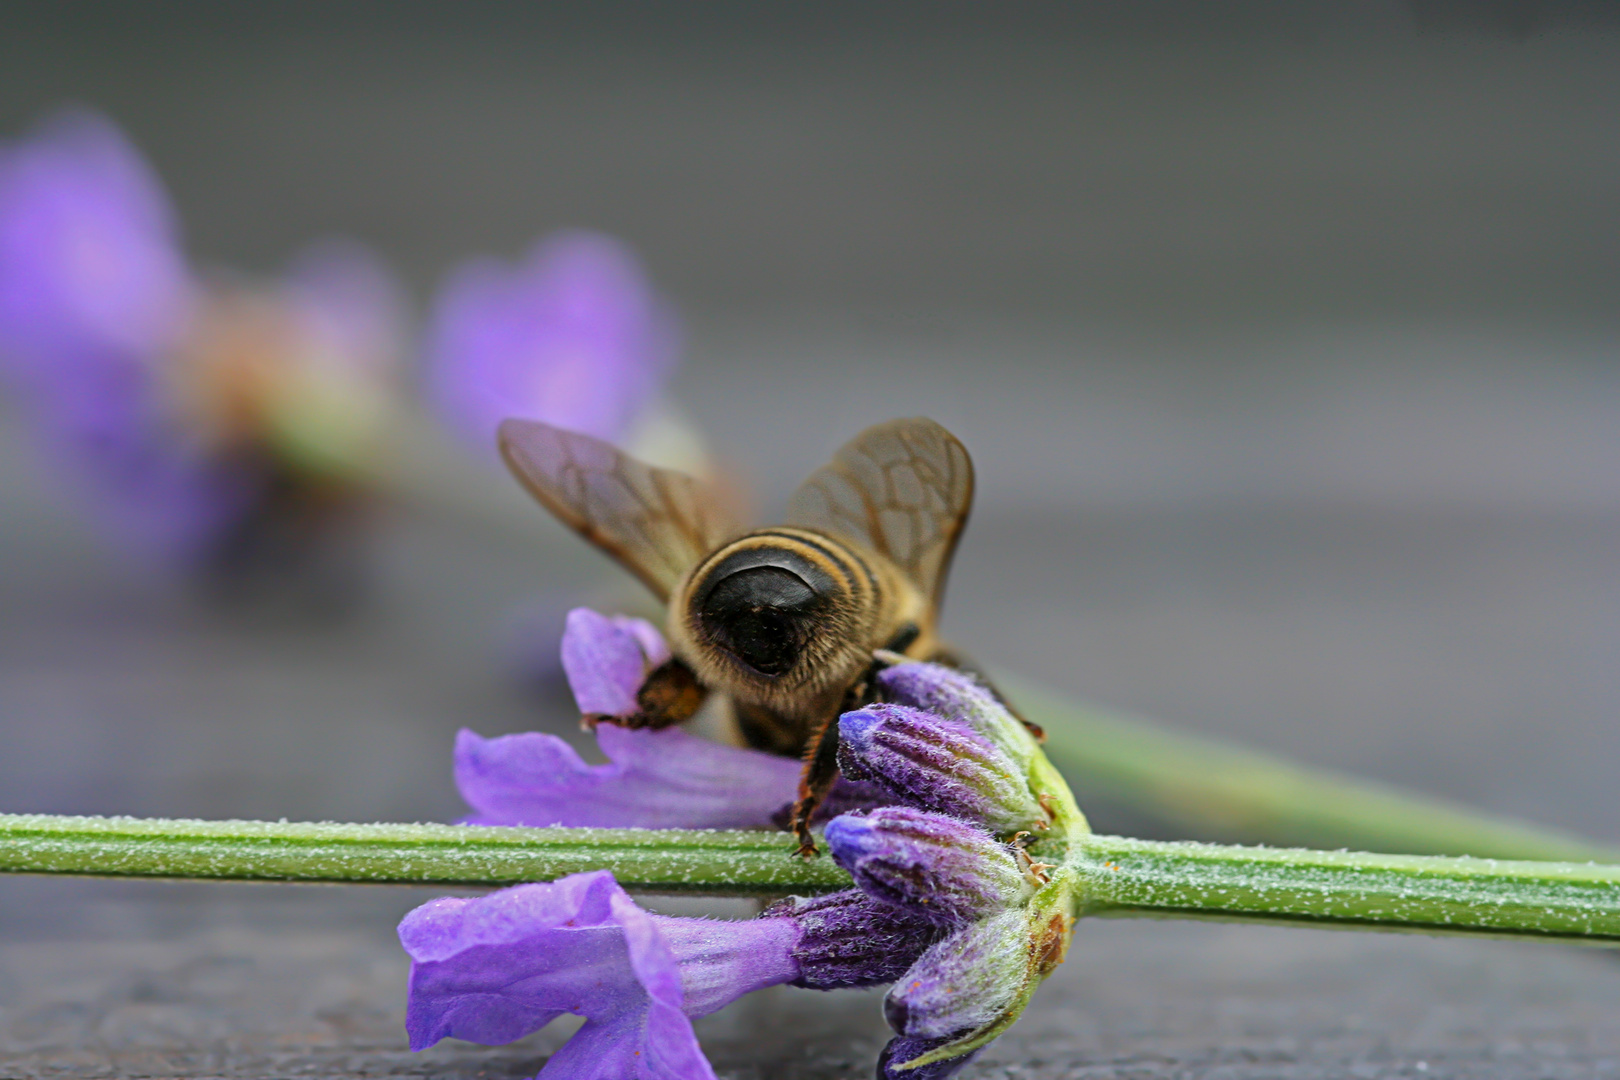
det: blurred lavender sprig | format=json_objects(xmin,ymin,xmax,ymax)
[{"xmin": 0, "ymin": 108, "xmax": 404, "ymax": 583}]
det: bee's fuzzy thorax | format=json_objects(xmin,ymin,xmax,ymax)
[{"xmin": 666, "ymin": 525, "xmax": 928, "ymax": 747}]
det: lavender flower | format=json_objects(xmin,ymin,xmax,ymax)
[
  {"xmin": 877, "ymin": 663, "xmax": 1035, "ymax": 777},
  {"xmin": 400, "ymin": 871, "xmax": 939, "ymax": 1079},
  {"xmin": 0, "ymin": 108, "xmax": 404, "ymax": 574},
  {"xmin": 426, "ymin": 230, "xmax": 677, "ymax": 457},
  {"xmin": 409, "ymin": 647, "xmax": 1087, "ymax": 1079},
  {"xmin": 877, "ymin": 1037, "xmax": 985, "ymax": 1080},
  {"xmin": 881, "ymin": 908, "xmax": 1032, "ymax": 1040}
]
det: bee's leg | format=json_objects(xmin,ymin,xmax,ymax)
[
  {"xmin": 592, "ymin": 656, "xmax": 708, "ymax": 730},
  {"xmin": 790, "ymin": 718, "xmax": 842, "ymax": 858}
]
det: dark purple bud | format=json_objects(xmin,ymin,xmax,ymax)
[
  {"xmin": 884, "ymin": 909, "xmax": 1030, "ymax": 1040},
  {"xmin": 877, "ymin": 1036, "xmax": 984, "ymax": 1080},
  {"xmin": 838, "ymin": 704, "xmax": 1042, "ymax": 833},
  {"xmin": 823, "ymin": 807, "xmax": 1028, "ymax": 928},
  {"xmin": 765, "ymin": 889, "xmax": 945, "ymax": 990},
  {"xmin": 877, "ymin": 662, "xmax": 1032, "ymax": 770}
]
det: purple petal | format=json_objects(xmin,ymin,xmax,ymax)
[
  {"xmin": 0, "ymin": 108, "xmax": 191, "ymax": 376},
  {"xmin": 427, "ymin": 230, "xmax": 678, "ymax": 458},
  {"xmin": 824, "ymin": 807, "xmax": 1027, "ymax": 927},
  {"xmin": 561, "ymin": 608, "xmax": 671, "ymax": 718},
  {"xmin": 884, "ymin": 910, "xmax": 1031, "ymax": 1040},
  {"xmin": 838, "ymin": 705, "xmax": 1041, "ymax": 833},
  {"xmin": 650, "ymin": 912, "xmax": 802, "ymax": 1017},
  {"xmin": 455, "ymin": 723, "xmax": 800, "ymax": 829},
  {"xmin": 400, "ymin": 871, "xmax": 802, "ymax": 1080}
]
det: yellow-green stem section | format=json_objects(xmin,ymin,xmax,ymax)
[
  {"xmin": 1006, "ymin": 675, "xmax": 1620, "ymax": 864},
  {"xmin": 1076, "ymin": 834, "xmax": 1620, "ymax": 945}
]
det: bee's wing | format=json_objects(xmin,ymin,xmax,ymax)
[
  {"xmin": 498, "ymin": 418, "xmax": 741, "ymax": 602},
  {"xmin": 786, "ymin": 417, "xmax": 974, "ymax": 614}
]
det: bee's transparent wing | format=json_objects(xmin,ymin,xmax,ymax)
[
  {"xmin": 786, "ymin": 417, "xmax": 974, "ymax": 613},
  {"xmin": 498, "ymin": 418, "xmax": 741, "ymax": 602}
]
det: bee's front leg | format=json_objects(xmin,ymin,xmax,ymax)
[
  {"xmin": 790, "ymin": 717, "xmax": 842, "ymax": 858},
  {"xmin": 789, "ymin": 655, "xmax": 895, "ymax": 855},
  {"xmin": 588, "ymin": 656, "xmax": 709, "ymax": 731}
]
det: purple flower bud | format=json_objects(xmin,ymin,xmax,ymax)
[
  {"xmin": 560, "ymin": 606, "xmax": 671, "ymax": 719},
  {"xmin": 838, "ymin": 705, "xmax": 1042, "ymax": 834},
  {"xmin": 824, "ymin": 807, "xmax": 1028, "ymax": 928},
  {"xmin": 877, "ymin": 662, "xmax": 1033, "ymax": 771},
  {"xmin": 878, "ymin": 1036, "xmax": 984, "ymax": 1080},
  {"xmin": 763, "ymin": 889, "xmax": 944, "ymax": 990},
  {"xmin": 883, "ymin": 909, "xmax": 1031, "ymax": 1040}
]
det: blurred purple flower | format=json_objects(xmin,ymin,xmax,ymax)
[
  {"xmin": 401, "ymin": 871, "xmax": 941, "ymax": 1080},
  {"xmin": 427, "ymin": 230, "xmax": 678, "ymax": 458},
  {"xmin": 0, "ymin": 108, "xmax": 403, "ymax": 570},
  {"xmin": 0, "ymin": 109, "xmax": 247, "ymax": 561},
  {"xmin": 0, "ymin": 108, "xmax": 189, "ymax": 373}
]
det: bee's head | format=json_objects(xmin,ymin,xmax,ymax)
[{"xmin": 677, "ymin": 535, "xmax": 870, "ymax": 695}]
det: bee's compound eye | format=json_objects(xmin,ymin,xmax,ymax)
[{"xmin": 698, "ymin": 566, "xmax": 824, "ymax": 677}]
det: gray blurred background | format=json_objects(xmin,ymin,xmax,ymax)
[{"xmin": 2, "ymin": 4, "xmax": 1618, "ymax": 1077}]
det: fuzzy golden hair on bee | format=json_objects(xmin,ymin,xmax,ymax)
[
  {"xmin": 496, "ymin": 414, "xmax": 975, "ymax": 852},
  {"xmin": 667, "ymin": 526, "xmax": 929, "ymax": 726}
]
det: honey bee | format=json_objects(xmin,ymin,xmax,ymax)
[{"xmin": 499, "ymin": 416, "xmax": 994, "ymax": 854}]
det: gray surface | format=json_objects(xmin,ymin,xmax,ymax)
[
  {"xmin": 3, "ymin": 5, "xmax": 1620, "ymax": 1078},
  {"xmin": 2, "ymin": 879, "xmax": 1619, "ymax": 1079}
]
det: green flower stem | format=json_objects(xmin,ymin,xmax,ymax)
[
  {"xmin": 3, "ymin": 813, "xmax": 1618, "ymax": 946},
  {"xmin": 1075, "ymin": 834, "xmax": 1620, "ymax": 945},
  {"xmin": 0, "ymin": 814, "xmax": 847, "ymax": 894},
  {"xmin": 1004, "ymin": 674, "xmax": 1620, "ymax": 864}
]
